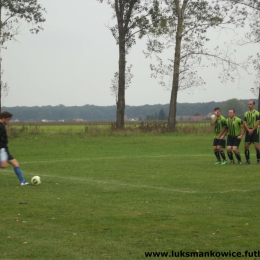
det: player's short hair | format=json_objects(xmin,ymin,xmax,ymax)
[
  {"xmin": 0, "ymin": 111, "xmax": 13, "ymax": 119},
  {"xmin": 214, "ymin": 107, "xmax": 220, "ymax": 111},
  {"xmin": 249, "ymin": 100, "xmax": 255, "ymax": 105},
  {"xmin": 229, "ymin": 109, "xmax": 235, "ymax": 113}
]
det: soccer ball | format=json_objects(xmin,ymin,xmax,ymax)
[{"xmin": 31, "ymin": 176, "xmax": 41, "ymax": 185}]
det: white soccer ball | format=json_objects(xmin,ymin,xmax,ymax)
[{"xmin": 31, "ymin": 176, "xmax": 41, "ymax": 185}]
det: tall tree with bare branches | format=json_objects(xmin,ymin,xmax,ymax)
[
  {"xmin": 146, "ymin": 0, "xmax": 250, "ymax": 131},
  {"xmin": 98, "ymin": 0, "xmax": 153, "ymax": 129}
]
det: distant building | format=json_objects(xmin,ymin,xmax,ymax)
[
  {"xmin": 74, "ymin": 118, "xmax": 84, "ymax": 122},
  {"xmin": 206, "ymin": 112, "xmax": 214, "ymax": 118}
]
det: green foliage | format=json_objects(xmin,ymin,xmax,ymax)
[
  {"xmin": 158, "ymin": 108, "xmax": 166, "ymax": 120},
  {"xmin": 221, "ymin": 98, "xmax": 245, "ymax": 116},
  {"xmin": 0, "ymin": 0, "xmax": 46, "ymax": 45},
  {"xmin": 193, "ymin": 112, "xmax": 202, "ymax": 116},
  {"xmin": 6, "ymin": 122, "xmax": 212, "ymax": 137}
]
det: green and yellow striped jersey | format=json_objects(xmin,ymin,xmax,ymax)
[
  {"xmin": 226, "ymin": 116, "xmax": 243, "ymax": 137},
  {"xmin": 244, "ymin": 110, "xmax": 260, "ymax": 128},
  {"xmin": 213, "ymin": 115, "xmax": 227, "ymax": 138}
]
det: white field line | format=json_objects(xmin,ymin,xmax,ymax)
[
  {"xmin": 0, "ymin": 169, "xmax": 250, "ymax": 194},
  {"xmin": 19, "ymin": 154, "xmax": 213, "ymax": 164}
]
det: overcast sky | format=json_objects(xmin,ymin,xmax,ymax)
[{"xmin": 1, "ymin": 0, "xmax": 259, "ymax": 107}]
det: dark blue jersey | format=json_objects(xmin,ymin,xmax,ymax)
[{"xmin": 0, "ymin": 122, "xmax": 8, "ymax": 148}]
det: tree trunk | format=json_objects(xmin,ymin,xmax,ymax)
[
  {"xmin": 167, "ymin": 13, "xmax": 183, "ymax": 131},
  {"xmin": 258, "ymin": 86, "xmax": 260, "ymax": 111},
  {"xmin": 115, "ymin": 2, "xmax": 126, "ymax": 130},
  {"xmin": 116, "ymin": 34, "xmax": 126, "ymax": 129},
  {"xmin": 0, "ymin": 3, "xmax": 2, "ymax": 114}
]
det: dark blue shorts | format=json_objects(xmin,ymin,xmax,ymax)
[
  {"xmin": 227, "ymin": 136, "xmax": 241, "ymax": 147},
  {"xmin": 213, "ymin": 138, "xmax": 226, "ymax": 148},
  {"xmin": 245, "ymin": 129, "xmax": 259, "ymax": 144}
]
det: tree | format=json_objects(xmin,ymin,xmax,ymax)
[
  {"xmin": 158, "ymin": 108, "xmax": 166, "ymax": 120},
  {"xmin": 193, "ymin": 112, "xmax": 201, "ymax": 116},
  {"xmin": 0, "ymin": 0, "xmax": 46, "ymax": 113},
  {"xmin": 146, "ymin": 0, "xmax": 250, "ymax": 131},
  {"xmin": 221, "ymin": 98, "xmax": 245, "ymax": 116},
  {"xmin": 0, "ymin": 68, "xmax": 8, "ymax": 105},
  {"xmin": 251, "ymin": 53, "xmax": 260, "ymax": 110},
  {"xmin": 98, "ymin": 0, "xmax": 153, "ymax": 129},
  {"xmin": 110, "ymin": 64, "xmax": 133, "ymax": 102}
]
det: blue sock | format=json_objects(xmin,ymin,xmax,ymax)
[{"xmin": 14, "ymin": 167, "xmax": 25, "ymax": 183}]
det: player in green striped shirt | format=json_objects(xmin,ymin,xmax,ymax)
[
  {"xmin": 243, "ymin": 100, "xmax": 260, "ymax": 164},
  {"xmin": 225, "ymin": 109, "xmax": 245, "ymax": 164},
  {"xmin": 211, "ymin": 107, "xmax": 228, "ymax": 164}
]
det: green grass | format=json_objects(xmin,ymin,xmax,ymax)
[{"xmin": 1, "ymin": 131, "xmax": 260, "ymax": 259}]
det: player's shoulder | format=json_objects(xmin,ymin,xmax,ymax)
[
  {"xmin": 235, "ymin": 116, "xmax": 243, "ymax": 122},
  {"xmin": 254, "ymin": 110, "xmax": 260, "ymax": 116},
  {"xmin": 220, "ymin": 115, "xmax": 227, "ymax": 124}
]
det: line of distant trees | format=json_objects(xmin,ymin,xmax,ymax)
[{"xmin": 4, "ymin": 99, "xmax": 255, "ymax": 122}]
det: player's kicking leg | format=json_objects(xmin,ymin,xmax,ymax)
[
  {"xmin": 8, "ymin": 159, "xmax": 29, "ymax": 185},
  {"xmin": 0, "ymin": 148, "xmax": 29, "ymax": 185}
]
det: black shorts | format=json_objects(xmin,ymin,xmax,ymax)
[
  {"xmin": 0, "ymin": 147, "xmax": 14, "ymax": 161},
  {"xmin": 227, "ymin": 135, "xmax": 241, "ymax": 147},
  {"xmin": 245, "ymin": 129, "xmax": 259, "ymax": 144},
  {"xmin": 213, "ymin": 138, "xmax": 226, "ymax": 148}
]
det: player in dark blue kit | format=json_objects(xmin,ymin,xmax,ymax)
[{"xmin": 0, "ymin": 111, "xmax": 29, "ymax": 185}]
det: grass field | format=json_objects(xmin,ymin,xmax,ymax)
[{"xmin": 1, "ymin": 129, "xmax": 260, "ymax": 259}]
